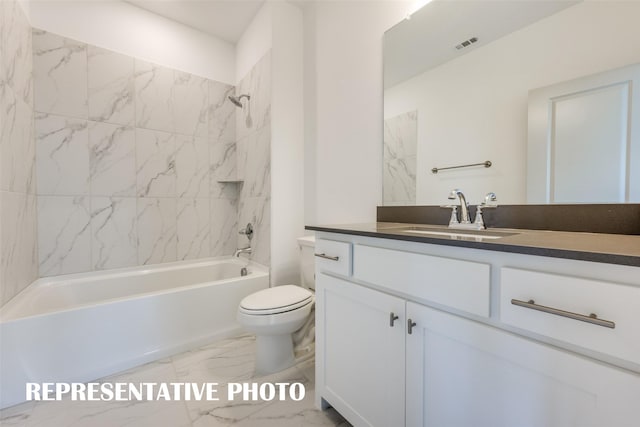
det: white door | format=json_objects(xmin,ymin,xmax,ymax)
[
  {"xmin": 405, "ymin": 302, "xmax": 640, "ymax": 427},
  {"xmin": 316, "ymin": 273, "xmax": 405, "ymax": 427}
]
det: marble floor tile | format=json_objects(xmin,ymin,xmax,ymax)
[
  {"xmin": 187, "ymin": 382, "xmax": 272, "ymax": 427},
  {"xmin": 102, "ymin": 358, "xmax": 178, "ymax": 384},
  {"xmin": 0, "ymin": 401, "xmax": 34, "ymax": 426},
  {"xmin": 293, "ymin": 357, "xmax": 316, "ymax": 384},
  {"xmin": 0, "ymin": 334, "xmax": 351, "ymax": 427},
  {"xmin": 173, "ymin": 335, "xmax": 278, "ymax": 426},
  {"xmin": 232, "ymin": 385, "xmax": 347, "ymax": 427},
  {"xmin": 24, "ymin": 397, "xmax": 192, "ymax": 427},
  {"xmin": 172, "ymin": 341, "xmax": 256, "ymax": 384},
  {"xmin": 203, "ymin": 333, "xmax": 255, "ymax": 354}
]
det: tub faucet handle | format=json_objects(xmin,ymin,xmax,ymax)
[{"xmin": 239, "ymin": 223, "xmax": 253, "ymax": 241}]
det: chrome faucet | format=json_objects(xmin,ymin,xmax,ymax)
[
  {"xmin": 235, "ymin": 223, "xmax": 254, "ymax": 258},
  {"xmin": 234, "ymin": 247, "xmax": 252, "ymax": 258},
  {"xmin": 442, "ymin": 190, "xmax": 498, "ymax": 230},
  {"xmin": 448, "ymin": 189, "xmax": 471, "ymax": 224}
]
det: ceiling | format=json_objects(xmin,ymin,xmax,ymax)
[
  {"xmin": 126, "ymin": 0, "xmax": 265, "ymax": 44},
  {"xmin": 384, "ymin": 1, "xmax": 579, "ymax": 89}
]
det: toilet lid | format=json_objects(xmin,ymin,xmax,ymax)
[{"xmin": 240, "ymin": 285, "xmax": 313, "ymax": 314}]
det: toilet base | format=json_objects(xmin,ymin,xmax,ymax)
[{"xmin": 255, "ymin": 334, "xmax": 295, "ymax": 375}]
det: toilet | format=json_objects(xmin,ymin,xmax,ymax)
[{"xmin": 237, "ymin": 236, "xmax": 316, "ymax": 375}]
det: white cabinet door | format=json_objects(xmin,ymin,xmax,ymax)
[
  {"xmin": 316, "ymin": 273, "xmax": 405, "ymax": 427},
  {"xmin": 406, "ymin": 302, "xmax": 640, "ymax": 427}
]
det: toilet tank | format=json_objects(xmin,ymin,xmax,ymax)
[{"xmin": 297, "ymin": 236, "xmax": 316, "ymax": 290}]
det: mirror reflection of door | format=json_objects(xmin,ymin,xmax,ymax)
[{"xmin": 527, "ymin": 64, "xmax": 640, "ymax": 203}]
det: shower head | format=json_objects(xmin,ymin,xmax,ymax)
[{"xmin": 229, "ymin": 94, "xmax": 250, "ymax": 108}]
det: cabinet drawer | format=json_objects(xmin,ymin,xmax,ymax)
[
  {"xmin": 353, "ymin": 244, "xmax": 490, "ymax": 317},
  {"xmin": 314, "ymin": 239, "xmax": 352, "ymax": 277},
  {"xmin": 500, "ymin": 267, "xmax": 640, "ymax": 365}
]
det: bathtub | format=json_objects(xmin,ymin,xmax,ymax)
[{"xmin": 0, "ymin": 257, "xmax": 268, "ymax": 409}]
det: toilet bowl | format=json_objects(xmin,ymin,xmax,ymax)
[{"xmin": 237, "ymin": 236, "xmax": 316, "ymax": 375}]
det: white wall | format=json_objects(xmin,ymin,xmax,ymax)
[
  {"xmin": 304, "ymin": 1, "xmax": 408, "ymax": 225},
  {"xmin": 235, "ymin": 1, "xmax": 304, "ymax": 286},
  {"xmin": 26, "ymin": 0, "xmax": 235, "ymax": 84},
  {"xmin": 385, "ymin": 1, "xmax": 640, "ymax": 205},
  {"xmin": 303, "ymin": 1, "xmax": 317, "ymax": 227},
  {"xmin": 235, "ymin": 1, "xmax": 272, "ymax": 84},
  {"xmin": 270, "ymin": 2, "xmax": 304, "ymax": 286}
]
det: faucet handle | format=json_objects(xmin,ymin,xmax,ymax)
[
  {"xmin": 440, "ymin": 205, "xmax": 459, "ymax": 226},
  {"xmin": 473, "ymin": 205, "xmax": 486, "ymax": 228},
  {"xmin": 474, "ymin": 193, "xmax": 497, "ymax": 229},
  {"xmin": 481, "ymin": 192, "xmax": 498, "ymax": 207},
  {"xmin": 239, "ymin": 223, "xmax": 253, "ymax": 240}
]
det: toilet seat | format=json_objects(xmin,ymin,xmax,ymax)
[{"xmin": 239, "ymin": 285, "xmax": 313, "ymax": 316}]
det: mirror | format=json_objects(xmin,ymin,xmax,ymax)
[{"xmin": 383, "ymin": 0, "xmax": 640, "ymax": 205}]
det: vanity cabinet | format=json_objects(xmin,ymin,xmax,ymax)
[
  {"xmin": 405, "ymin": 302, "xmax": 639, "ymax": 427},
  {"xmin": 500, "ymin": 267, "xmax": 640, "ymax": 365},
  {"xmin": 352, "ymin": 244, "xmax": 490, "ymax": 317},
  {"xmin": 314, "ymin": 234, "xmax": 640, "ymax": 427},
  {"xmin": 316, "ymin": 273, "xmax": 405, "ymax": 427}
]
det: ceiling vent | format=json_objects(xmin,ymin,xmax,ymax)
[{"xmin": 455, "ymin": 37, "xmax": 478, "ymax": 50}]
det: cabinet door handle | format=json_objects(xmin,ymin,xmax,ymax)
[
  {"xmin": 314, "ymin": 253, "xmax": 340, "ymax": 261},
  {"xmin": 389, "ymin": 312, "xmax": 399, "ymax": 327},
  {"xmin": 407, "ymin": 319, "xmax": 417, "ymax": 334},
  {"xmin": 511, "ymin": 299, "xmax": 615, "ymax": 329}
]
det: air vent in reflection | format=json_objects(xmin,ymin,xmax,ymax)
[{"xmin": 455, "ymin": 37, "xmax": 478, "ymax": 50}]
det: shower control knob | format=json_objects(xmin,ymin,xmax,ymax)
[{"xmin": 239, "ymin": 223, "xmax": 253, "ymax": 240}]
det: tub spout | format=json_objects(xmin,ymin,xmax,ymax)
[{"xmin": 234, "ymin": 247, "xmax": 252, "ymax": 258}]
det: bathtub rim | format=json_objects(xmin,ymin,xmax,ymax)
[{"xmin": 0, "ymin": 256, "xmax": 269, "ymax": 322}]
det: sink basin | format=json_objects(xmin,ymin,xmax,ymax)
[{"xmin": 389, "ymin": 226, "xmax": 518, "ymax": 241}]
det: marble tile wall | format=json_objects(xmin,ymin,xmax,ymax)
[
  {"xmin": 235, "ymin": 52, "xmax": 271, "ymax": 267},
  {"xmin": 0, "ymin": 0, "xmax": 39, "ymax": 306},
  {"xmin": 383, "ymin": 110, "xmax": 417, "ymax": 205},
  {"xmin": 32, "ymin": 29, "xmax": 239, "ymax": 276}
]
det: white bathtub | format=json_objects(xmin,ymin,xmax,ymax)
[{"xmin": 0, "ymin": 257, "xmax": 268, "ymax": 409}]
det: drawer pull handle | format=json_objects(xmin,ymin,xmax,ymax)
[
  {"xmin": 389, "ymin": 312, "xmax": 399, "ymax": 327},
  {"xmin": 408, "ymin": 319, "xmax": 417, "ymax": 334},
  {"xmin": 314, "ymin": 253, "xmax": 340, "ymax": 261},
  {"xmin": 511, "ymin": 299, "xmax": 615, "ymax": 329}
]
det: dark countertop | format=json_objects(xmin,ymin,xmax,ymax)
[{"xmin": 305, "ymin": 222, "xmax": 640, "ymax": 267}]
